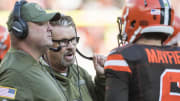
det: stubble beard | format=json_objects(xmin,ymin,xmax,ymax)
[{"xmin": 60, "ymin": 55, "xmax": 75, "ymax": 67}]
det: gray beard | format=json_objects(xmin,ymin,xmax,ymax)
[{"xmin": 60, "ymin": 57, "xmax": 75, "ymax": 67}]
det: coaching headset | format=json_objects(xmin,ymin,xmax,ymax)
[{"xmin": 11, "ymin": 0, "xmax": 28, "ymax": 39}]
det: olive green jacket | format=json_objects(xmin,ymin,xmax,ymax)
[
  {"xmin": 0, "ymin": 48, "xmax": 66, "ymax": 101},
  {"xmin": 40, "ymin": 59, "xmax": 105, "ymax": 101}
]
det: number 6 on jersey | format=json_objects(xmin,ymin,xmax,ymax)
[{"xmin": 159, "ymin": 69, "xmax": 180, "ymax": 101}]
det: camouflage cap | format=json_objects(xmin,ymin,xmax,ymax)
[{"xmin": 7, "ymin": 2, "xmax": 61, "ymax": 31}]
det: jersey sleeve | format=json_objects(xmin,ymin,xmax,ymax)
[
  {"xmin": 104, "ymin": 53, "xmax": 132, "ymax": 101},
  {"xmin": 94, "ymin": 73, "xmax": 105, "ymax": 101}
]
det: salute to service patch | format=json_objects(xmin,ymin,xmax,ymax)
[{"xmin": 0, "ymin": 86, "xmax": 17, "ymax": 99}]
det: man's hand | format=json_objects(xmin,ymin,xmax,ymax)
[{"xmin": 93, "ymin": 54, "xmax": 106, "ymax": 75}]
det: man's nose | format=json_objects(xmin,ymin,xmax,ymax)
[
  {"xmin": 47, "ymin": 22, "xmax": 53, "ymax": 32},
  {"xmin": 66, "ymin": 41, "xmax": 76, "ymax": 49}
]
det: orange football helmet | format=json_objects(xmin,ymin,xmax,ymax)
[
  {"xmin": 120, "ymin": 0, "xmax": 175, "ymax": 43},
  {"xmin": 0, "ymin": 25, "xmax": 10, "ymax": 60},
  {"xmin": 165, "ymin": 16, "xmax": 180, "ymax": 46}
]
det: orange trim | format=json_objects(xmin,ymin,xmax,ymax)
[
  {"xmin": 105, "ymin": 65, "xmax": 132, "ymax": 73},
  {"xmin": 107, "ymin": 54, "xmax": 124, "ymax": 61}
]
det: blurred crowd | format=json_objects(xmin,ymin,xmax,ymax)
[
  {"xmin": 0, "ymin": 0, "xmax": 125, "ymax": 10},
  {"xmin": 1, "ymin": 0, "xmax": 180, "ymax": 55},
  {"xmin": 0, "ymin": 0, "xmax": 126, "ymax": 55}
]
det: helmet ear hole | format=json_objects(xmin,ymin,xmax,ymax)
[
  {"xmin": 131, "ymin": 20, "xmax": 136, "ymax": 28},
  {"xmin": 153, "ymin": 15, "xmax": 157, "ymax": 20}
]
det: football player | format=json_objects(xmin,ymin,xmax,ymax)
[{"xmin": 104, "ymin": 0, "xmax": 180, "ymax": 101}]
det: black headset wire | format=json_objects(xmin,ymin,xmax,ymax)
[
  {"xmin": 74, "ymin": 22, "xmax": 83, "ymax": 101},
  {"xmin": 74, "ymin": 22, "xmax": 93, "ymax": 61},
  {"xmin": 75, "ymin": 56, "xmax": 83, "ymax": 101},
  {"xmin": 76, "ymin": 49, "xmax": 93, "ymax": 60},
  {"xmin": 43, "ymin": 53, "xmax": 69, "ymax": 101},
  {"xmin": 44, "ymin": 52, "xmax": 83, "ymax": 101}
]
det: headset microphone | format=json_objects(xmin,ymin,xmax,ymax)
[{"xmin": 49, "ymin": 46, "xmax": 62, "ymax": 52}]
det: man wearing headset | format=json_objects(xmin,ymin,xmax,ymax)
[
  {"xmin": 40, "ymin": 15, "xmax": 105, "ymax": 101},
  {"xmin": 0, "ymin": 1, "xmax": 67, "ymax": 101}
]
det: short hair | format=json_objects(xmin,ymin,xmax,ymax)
[
  {"xmin": 50, "ymin": 15, "xmax": 75, "ymax": 28},
  {"xmin": 135, "ymin": 32, "xmax": 169, "ymax": 44}
]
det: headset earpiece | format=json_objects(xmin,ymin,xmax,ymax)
[{"xmin": 11, "ymin": 0, "xmax": 28, "ymax": 39}]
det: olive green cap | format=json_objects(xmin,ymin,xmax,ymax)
[{"xmin": 7, "ymin": 2, "xmax": 61, "ymax": 31}]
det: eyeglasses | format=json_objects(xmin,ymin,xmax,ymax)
[{"xmin": 52, "ymin": 37, "xmax": 80, "ymax": 47}]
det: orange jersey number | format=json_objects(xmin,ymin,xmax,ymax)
[{"xmin": 159, "ymin": 69, "xmax": 180, "ymax": 101}]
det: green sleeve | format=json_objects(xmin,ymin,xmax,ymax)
[
  {"xmin": 81, "ymin": 70, "xmax": 97, "ymax": 101},
  {"xmin": 79, "ymin": 67, "xmax": 105, "ymax": 101},
  {"xmin": 0, "ymin": 69, "xmax": 33, "ymax": 101}
]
